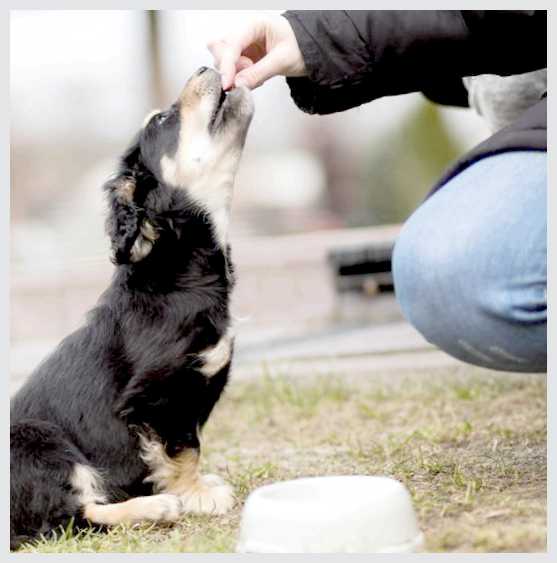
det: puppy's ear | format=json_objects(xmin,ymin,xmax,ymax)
[{"xmin": 104, "ymin": 175, "xmax": 159, "ymax": 264}]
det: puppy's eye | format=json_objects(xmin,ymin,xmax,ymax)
[{"xmin": 156, "ymin": 111, "xmax": 169, "ymax": 125}]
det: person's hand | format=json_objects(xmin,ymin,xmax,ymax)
[{"xmin": 207, "ymin": 14, "xmax": 307, "ymax": 91}]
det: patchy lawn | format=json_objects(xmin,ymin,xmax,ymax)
[{"xmin": 20, "ymin": 365, "xmax": 546, "ymax": 553}]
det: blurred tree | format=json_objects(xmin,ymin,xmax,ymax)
[
  {"xmin": 353, "ymin": 100, "xmax": 464, "ymax": 226},
  {"xmin": 300, "ymin": 119, "xmax": 360, "ymax": 221},
  {"xmin": 146, "ymin": 10, "xmax": 166, "ymax": 107}
]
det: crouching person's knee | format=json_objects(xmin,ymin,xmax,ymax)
[
  {"xmin": 391, "ymin": 216, "xmax": 453, "ymax": 347},
  {"xmin": 392, "ymin": 204, "xmax": 546, "ymax": 372}
]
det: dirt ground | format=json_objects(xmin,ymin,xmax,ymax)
[{"xmin": 20, "ymin": 365, "xmax": 546, "ymax": 553}]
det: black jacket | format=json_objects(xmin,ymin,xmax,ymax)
[{"xmin": 282, "ymin": 10, "xmax": 547, "ymax": 193}]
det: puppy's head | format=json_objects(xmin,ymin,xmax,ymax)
[
  {"xmin": 142, "ymin": 66, "xmax": 254, "ymax": 190},
  {"xmin": 105, "ymin": 67, "xmax": 254, "ymax": 264}
]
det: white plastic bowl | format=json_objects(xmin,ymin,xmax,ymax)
[{"xmin": 236, "ymin": 475, "xmax": 424, "ymax": 553}]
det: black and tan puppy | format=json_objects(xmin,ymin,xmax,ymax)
[{"xmin": 10, "ymin": 67, "xmax": 253, "ymax": 550}]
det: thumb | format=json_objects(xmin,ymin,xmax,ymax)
[{"xmin": 234, "ymin": 51, "xmax": 282, "ymax": 89}]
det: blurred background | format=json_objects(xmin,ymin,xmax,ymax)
[{"xmin": 10, "ymin": 10, "xmax": 492, "ymax": 390}]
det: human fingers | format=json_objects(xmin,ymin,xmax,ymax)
[
  {"xmin": 207, "ymin": 39, "xmax": 240, "ymax": 90},
  {"xmin": 234, "ymin": 49, "xmax": 283, "ymax": 89},
  {"xmin": 207, "ymin": 19, "xmax": 267, "ymax": 90},
  {"xmin": 236, "ymin": 55, "xmax": 254, "ymax": 73}
]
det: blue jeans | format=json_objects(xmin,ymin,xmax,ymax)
[{"xmin": 392, "ymin": 151, "xmax": 547, "ymax": 373}]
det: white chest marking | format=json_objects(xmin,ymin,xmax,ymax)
[{"xmin": 199, "ymin": 332, "xmax": 233, "ymax": 377}]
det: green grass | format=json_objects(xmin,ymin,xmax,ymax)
[{"xmin": 19, "ymin": 367, "xmax": 546, "ymax": 553}]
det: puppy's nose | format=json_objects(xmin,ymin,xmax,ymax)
[{"xmin": 196, "ymin": 66, "xmax": 209, "ymax": 76}]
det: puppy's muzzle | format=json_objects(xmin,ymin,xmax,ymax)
[{"xmin": 179, "ymin": 67, "xmax": 253, "ymax": 134}]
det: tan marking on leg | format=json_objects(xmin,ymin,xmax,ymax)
[
  {"xmin": 139, "ymin": 436, "xmax": 234, "ymax": 515},
  {"xmin": 139, "ymin": 437, "xmax": 200, "ymax": 494},
  {"xmin": 83, "ymin": 494, "xmax": 182, "ymax": 525},
  {"xmin": 199, "ymin": 331, "xmax": 233, "ymax": 377}
]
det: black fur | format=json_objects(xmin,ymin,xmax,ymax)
[{"xmin": 10, "ymin": 103, "xmax": 235, "ymax": 550}]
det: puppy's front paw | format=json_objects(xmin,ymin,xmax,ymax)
[
  {"xmin": 200, "ymin": 473, "xmax": 227, "ymax": 487},
  {"xmin": 181, "ymin": 475, "xmax": 234, "ymax": 515},
  {"xmin": 142, "ymin": 493, "xmax": 183, "ymax": 522}
]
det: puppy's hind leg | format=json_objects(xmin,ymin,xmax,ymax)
[
  {"xmin": 83, "ymin": 494, "xmax": 183, "ymax": 526},
  {"xmin": 71, "ymin": 462, "xmax": 180, "ymax": 526},
  {"xmin": 10, "ymin": 422, "xmax": 105, "ymax": 550}
]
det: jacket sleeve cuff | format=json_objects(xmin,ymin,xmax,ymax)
[
  {"xmin": 282, "ymin": 11, "xmax": 372, "ymax": 115},
  {"xmin": 285, "ymin": 76, "xmax": 373, "ymax": 115},
  {"xmin": 281, "ymin": 12, "xmax": 323, "ymax": 85},
  {"xmin": 282, "ymin": 11, "xmax": 373, "ymax": 115}
]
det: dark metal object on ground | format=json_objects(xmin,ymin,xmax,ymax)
[{"xmin": 328, "ymin": 242, "xmax": 395, "ymax": 296}]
